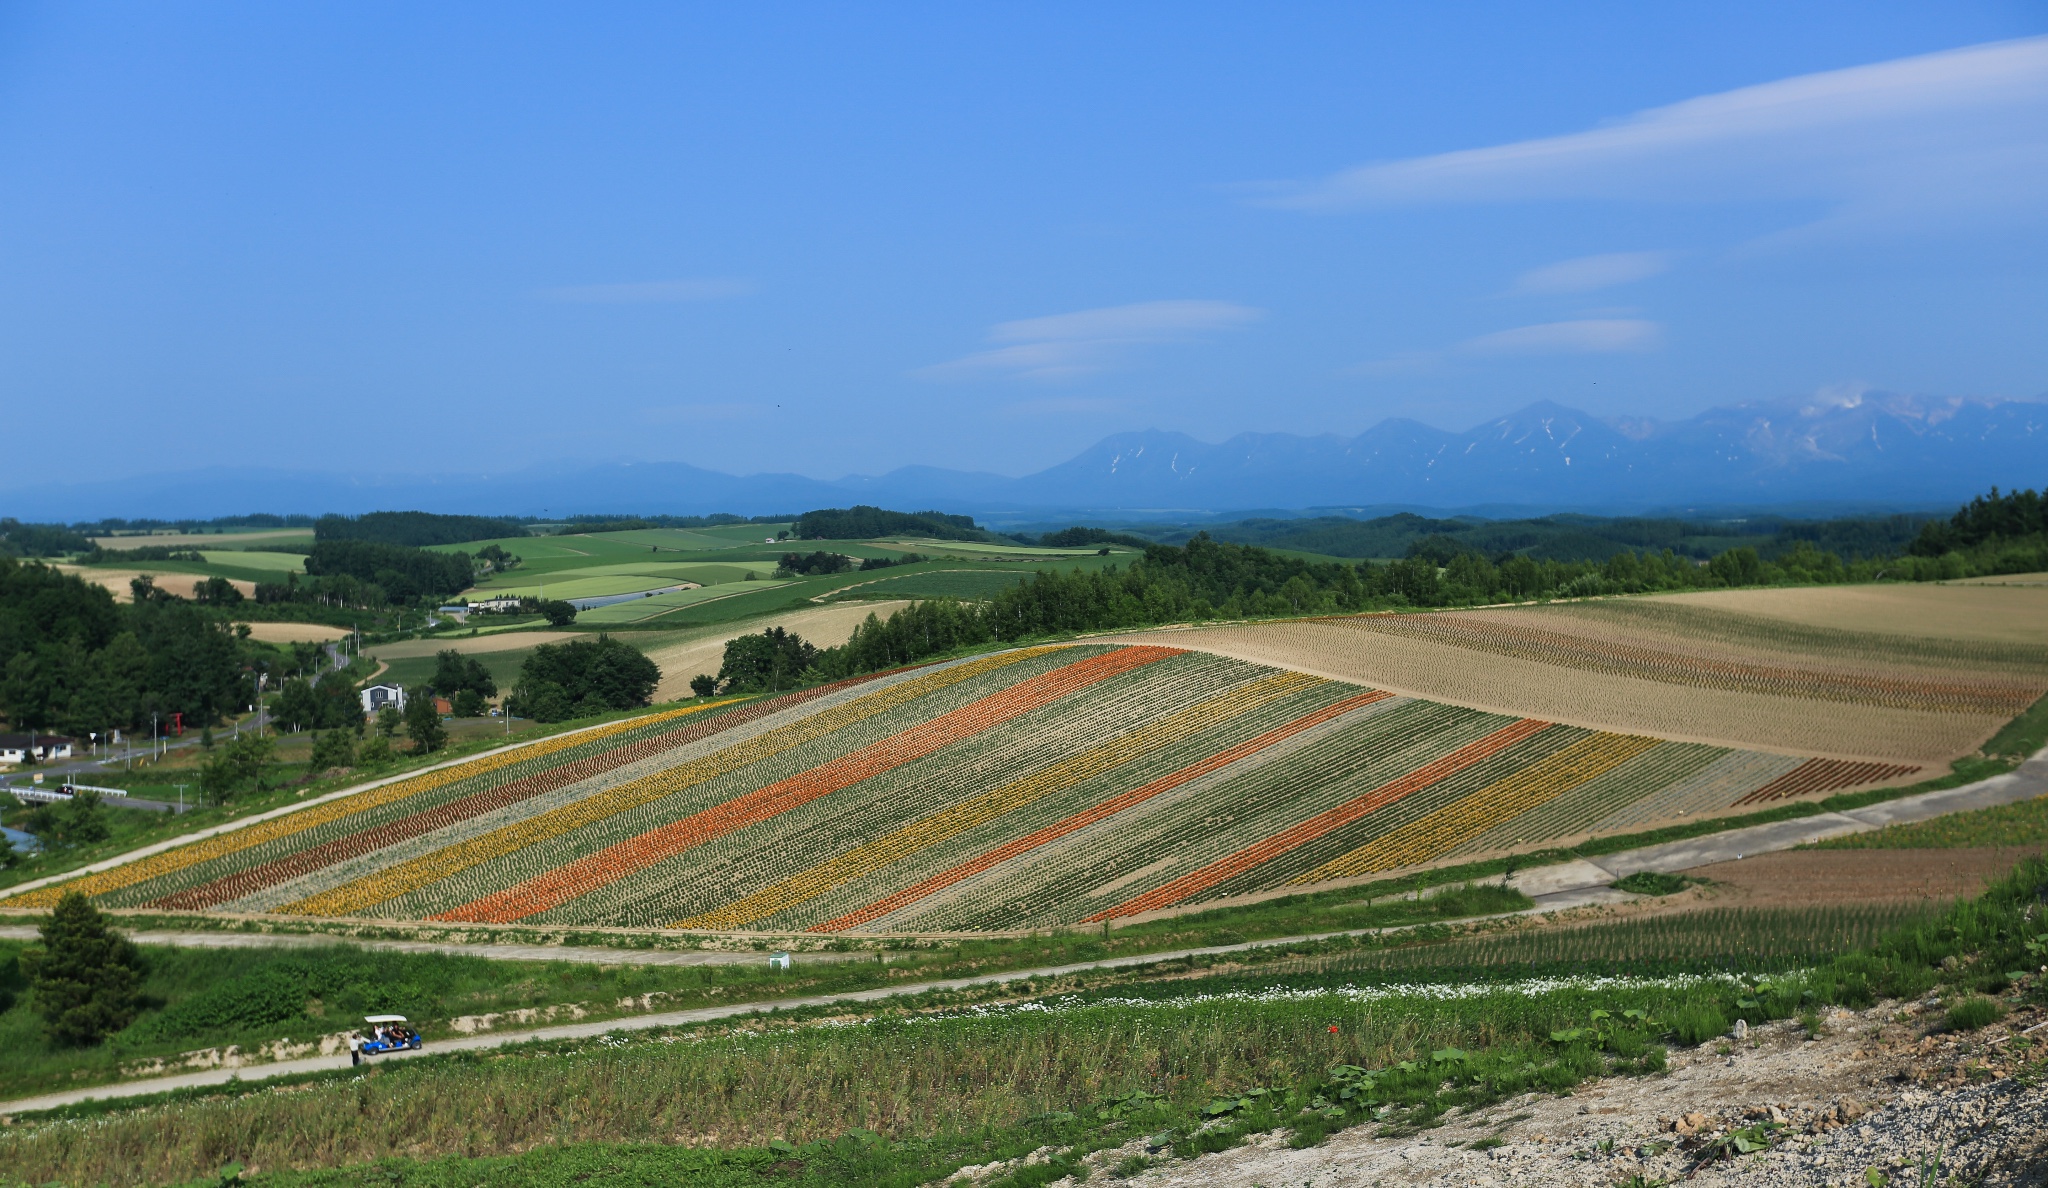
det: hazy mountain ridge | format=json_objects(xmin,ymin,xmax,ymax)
[{"xmin": 5, "ymin": 394, "xmax": 2041, "ymax": 520}]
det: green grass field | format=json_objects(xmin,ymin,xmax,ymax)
[
  {"xmin": 1811, "ymin": 794, "xmax": 2048, "ymax": 850},
  {"xmin": 196, "ymin": 550, "xmax": 306, "ymax": 573},
  {"xmin": 825, "ymin": 567, "xmax": 1030, "ymax": 600}
]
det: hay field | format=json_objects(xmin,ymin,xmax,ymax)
[
  {"xmin": 576, "ymin": 581, "xmax": 795, "ymax": 625},
  {"xmin": 367, "ymin": 631, "xmax": 593, "ymax": 662},
  {"xmin": 7, "ymin": 643, "xmax": 1927, "ymax": 931},
  {"xmin": 236, "ymin": 623, "xmax": 350, "ymax": 644},
  {"xmin": 90, "ymin": 529, "xmax": 312, "ymax": 550},
  {"xmin": 1662, "ymin": 583, "xmax": 2048, "ymax": 644},
  {"xmin": 54, "ymin": 566, "xmax": 260, "ymax": 601},
  {"xmin": 641, "ymin": 601, "xmax": 911, "ymax": 702},
  {"xmin": 1104, "ymin": 588, "xmax": 2048, "ymax": 764}
]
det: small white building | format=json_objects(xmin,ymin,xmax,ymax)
[
  {"xmin": 0, "ymin": 734, "xmax": 75, "ymax": 764},
  {"xmin": 467, "ymin": 595, "xmax": 523, "ymax": 614},
  {"xmin": 360, "ymin": 684, "xmax": 406, "ymax": 715}
]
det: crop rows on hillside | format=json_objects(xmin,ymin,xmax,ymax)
[
  {"xmin": 10, "ymin": 644, "xmax": 1938, "ymax": 932},
  {"xmin": 1326, "ymin": 612, "xmax": 2042, "ymax": 714}
]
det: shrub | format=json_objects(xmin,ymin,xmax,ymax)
[
  {"xmin": 1612, "ymin": 871, "xmax": 1690, "ymax": 896},
  {"xmin": 1666, "ymin": 1001, "xmax": 1729, "ymax": 1046},
  {"xmin": 1945, "ymin": 996, "xmax": 2007, "ymax": 1031}
]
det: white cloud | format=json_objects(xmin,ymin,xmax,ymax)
[
  {"xmin": 1272, "ymin": 36, "xmax": 2048, "ymax": 228},
  {"xmin": 922, "ymin": 300, "xmax": 1262, "ymax": 380},
  {"xmin": 1460, "ymin": 319, "xmax": 1663, "ymax": 355},
  {"xmin": 1511, "ymin": 251, "xmax": 1673, "ymax": 295},
  {"xmin": 538, "ymin": 278, "xmax": 756, "ymax": 303}
]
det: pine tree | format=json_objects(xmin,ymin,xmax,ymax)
[{"xmin": 20, "ymin": 891, "xmax": 142, "ymax": 1045}]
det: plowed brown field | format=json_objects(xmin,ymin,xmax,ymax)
[
  {"xmin": 1105, "ymin": 586, "xmax": 2048, "ymax": 765},
  {"xmin": 1682, "ymin": 847, "xmax": 2044, "ymax": 905},
  {"xmin": 1663, "ymin": 583, "xmax": 2048, "ymax": 644}
]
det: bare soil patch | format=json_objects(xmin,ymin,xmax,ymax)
[
  {"xmin": 1664, "ymin": 584, "xmax": 2048, "ymax": 645},
  {"xmin": 1108, "ymin": 620, "xmax": 1992, "ymax": 763},
  {"xmin": 54, "ymin": 566, "xmax": 259, "ymax": 601},
  {"xmin": 1682, "ymin": 847, "xmax": 2045, "ymax": 907},
  {"xmin": 235, "ymin": 623, "xmax": 350, "ymax": 644}
]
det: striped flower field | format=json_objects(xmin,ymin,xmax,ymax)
[{"xmin": 6, "ymin": 643, "xmax": 1924, "ymax": 932}]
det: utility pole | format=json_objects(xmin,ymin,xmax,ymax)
[{"xmin": 174, "ymin": 783, "xmax": 187, "ymax": 813}]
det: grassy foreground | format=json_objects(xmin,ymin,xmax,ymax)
[
  {"xmin": 2, "ymin": 856, "xmax": 2039, "ymax": 1187},
  {"xmin": 0, "ymin": 883, "xmax": 1532, "ymax": 1102}
]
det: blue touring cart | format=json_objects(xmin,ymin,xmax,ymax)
[{"xmin": 350, "ymin": 1015, "xmax": 422, "ymax": 1065}]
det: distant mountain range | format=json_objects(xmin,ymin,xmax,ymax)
[{"xmin": 7, "ymin": 393, "xmax": 2043, "ymax": 522}]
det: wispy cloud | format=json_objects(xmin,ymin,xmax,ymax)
[
  {"xmin": 1510, "ymin": 251, "xmax": 1673, "ymax": 295},
  {"xmin": 538, "ymin": 278, "xmax": 756, "ymax": 303},
  {"xmin": 922, "ymin": 300, "xmax": 1263, "ymax": 380},
  {"xmin": 1270, "ymin": 36, "xmax": 2048, "ymax": 229},
  {"xmin": 1460, "ymin": 319, "xmax": 1663, "ymax": 355}
]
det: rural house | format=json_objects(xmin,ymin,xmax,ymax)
[
  {"xmin": 359, "ymin": 684, "xmax": 406, "ymax": 715},
  {"xmin": 0, "ymin": 734, "xmax": 76, "ymax": 764},
  {"xmin": 467, "ymin": 595, "xmax": 523, "ymax": 614}
]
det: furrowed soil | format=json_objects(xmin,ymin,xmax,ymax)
[
  {"xmin": 1664, "ymin": 583, "xmax": 2048, "ymax": 644},
  {"xmin": 1109, "ymin": 586, "xmax": 2048, "ymax": 764},
  {"xmin": 1679, "ymin": 848, "xmax": 2048, "ymax": 907}
]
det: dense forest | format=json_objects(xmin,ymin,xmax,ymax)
[
  {"xmin": 314, "ymin": 511, "xmax": 523, "ymax": 548},
  {"xmin": 793, "ymin": 506, "xmax": 985, "ymax": 541},
  {"xmin": 0, "ymin": 558, "xmax": 254, "ymax": 735},
  {"xmin": 266, "ymin": 541, "xmax": 476, "ymax": 608},
  {"xmin": 0, "ymin": 519, "xmax": 93, "ymax": 558}
]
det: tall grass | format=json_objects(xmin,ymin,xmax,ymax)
[
  {"xmin": 1270, "ymin": 904, "xmax": 1943, "ymax": 983},
  {"xmin": 1811, "ymin": 793, "xmax": 2048, "ymax": 850},
  {"xmin": 3, "ymin": 858, "xmax": 2039, "ymax": 1188}
]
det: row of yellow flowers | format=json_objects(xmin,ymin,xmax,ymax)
[
  {"xmin": 672, "ymin": 669, "xmax": 1325, "ymax": 929},
  {"xmin": 5, "ymin": 699, "xmax": 741, "ymax": 908},
  {"xmin": 1293, "ymin": 730, "xmax": 1660, "ymax": 883},
  {"xmin": 279, "ymin": 647, "xmax": 1063, "ymax": 918}
]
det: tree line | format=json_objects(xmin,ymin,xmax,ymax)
[
  {"xmin": 314, "ymin": 511, "xmax": 524, "ymax": 548},
  {"xmin": 793, "ymin": 506, "xmax": 984, "ymax": 541},
  {"xmin": 697, "ymin": 483, "xmax": 2048, "ymax": 694},
  {"xmin": 0, "ymin": 558, "xmax": 253, "ymax": 735}
]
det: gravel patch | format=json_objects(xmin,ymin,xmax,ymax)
[{"xmin": 1062, "ymin": 997, "xmax": 2046, "ymax": 1187}]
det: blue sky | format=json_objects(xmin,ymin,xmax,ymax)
[{"xmin": 2, "ymin": 2, "xmax": 2044, "ymax": 486}]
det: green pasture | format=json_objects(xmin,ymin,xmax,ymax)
[
  {"xmin": 375, "ymin": 648, "xmax": 533, "ymax": 696},
  {"xmin": 199, "ymin": 550, "xmax": 305, "ymax": 573},
  {"xmin": 826, "ymin": 567, "xmax": 1029, "ymax": 600},
  {"xmin": 576, "ymin": 581, "xmax": 795, "ymax": 625}
]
